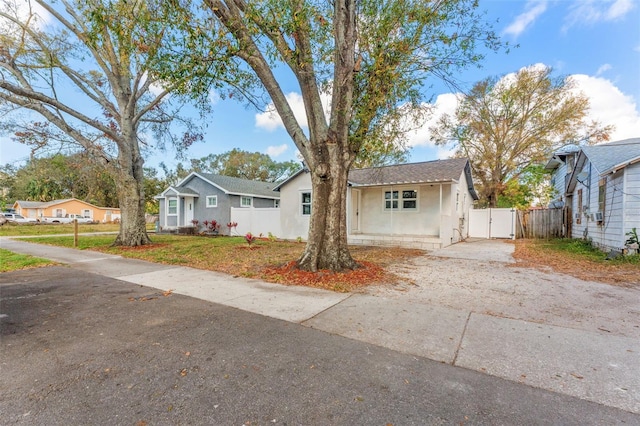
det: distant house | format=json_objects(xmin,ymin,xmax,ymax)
[
  {"xmin": 155, "ymin": 172, "xmax": 281, "ymax": 236},
  {"xmin": 547, "ymin": 138, "xmax": 640, "ymax": 252},
  {"xmin": 12, "ymin": 198, "xmax": 121, "ymax": 222},
  {"xmin": 274, "ymin": 158, "xmax": 478, "ymax": 249}
]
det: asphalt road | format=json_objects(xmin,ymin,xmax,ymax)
[{"xmin": 1, "ymin": 266, "xmax": 638, "ymax": 425}]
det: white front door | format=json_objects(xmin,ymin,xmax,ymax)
[
  {"xmin": 350, "ymin": 189, "xmax": 360, "ymax": 233},
  {"xmin": 184, "ymin": 197, "xmax": 194, "ymax": 226}
]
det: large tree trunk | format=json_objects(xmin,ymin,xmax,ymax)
[
  {"xmin": 112, "ymin": 133, "xmax": 151, "ymax": 247},
  {"xmin": 297, "ymin": 143, "xmax": 358, "ymax": 272}
]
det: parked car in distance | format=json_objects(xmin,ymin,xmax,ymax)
[
  {"xmin": 1, "ymin": 213, "xmax": 39, "ymax": 224},
  {"xmin": 41, "ymin": 214, "xmax": 94, "ymax": 224}
]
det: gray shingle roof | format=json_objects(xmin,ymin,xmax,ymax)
[
  {"xmin": 199, "ymin": 173, "xmax": 279, "ymax": 198},
  {"xmin": 581, "ymin": 138, "xmax": 640, "ymax": 174},
  {"xmin": 15, "ymin": 199, "xmax": 75, "ymax": 208},
  {"xmin": 348, "ymin": 158, "xmax": 470, "ymax": 186},
  {"xmin": 172, "ymin": 186, "xmax": 199, "ymax": 196}
]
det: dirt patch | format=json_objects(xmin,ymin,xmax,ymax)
[{"xmin": 367, "ymin": 240, "xmax": 640, "ymax": 339}]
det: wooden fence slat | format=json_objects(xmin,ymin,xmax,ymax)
[{"xmin": 516, "ymin": 208, "xmax": 564, "ymax": 239}]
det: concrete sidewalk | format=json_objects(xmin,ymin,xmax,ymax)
[{"xmin": 2, "ymin": 237, "xmax": 639, "ymax": 415}]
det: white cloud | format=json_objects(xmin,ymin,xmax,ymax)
[
  {"xmin": 606, "ymin": 0, "xmax": 635, "ymax": 19},
  {"xmin": 255, "ymin": 91, "xmax": 331, "ymax": 131},
  {"xmin": 265, "ymin": 144, "xmax": 288, "ymax": 157},
  {"xmin": 571, "ymin": 74, "xmax": 640, "ymax": 140},
  {"xmin": 405, "ymin": 93, "xmax": 460, "ymax": 149},
  {"xmin": 564, "ymin": 0, "xmax": 636, "ymax": 30},
  {"xmin": 503, "ymin": 0, "xmax": 548, "ymax": 38},
  {"xmin": 596, "ymin": 64, "xmax": 612, "ymax": 76}
]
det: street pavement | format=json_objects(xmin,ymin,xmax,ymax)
[{"xmin": 1, "ymin": 237, "xmax": 639, "ymax": 424}]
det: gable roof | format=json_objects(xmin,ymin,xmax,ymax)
[
  {"xmin": 348, "ymin": 158, "xmax": 471, "ymax": 186},
  {"xmin": 198, "ymin": 173, "xmax": 279, "ymax": 198},
  {"xmin": 273, "ymin": 158, "xmax": 478, "ymax": 200},
  {"xmin": 580, "ymin": 137, "xmax": 640, "ymax": 175},
  {"xmin": 158, "ymin": 172, "xmax": 280, "ymax": 199}
]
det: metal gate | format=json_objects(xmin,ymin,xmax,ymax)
[{"xmin": 469, "ymin": 208, "xmax": 516, "ymax": 239}]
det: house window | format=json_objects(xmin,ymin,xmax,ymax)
[
  {"xmin": 385, "ymin": 189, "xmax": 417, "ymax": 210},
  {"xmin": 301, "ymin": 192, "xmax": 311, "ymax": 215},
  {"xmin": 576, "ymin": 189, "xmax": 582, "ymax": 225},
  {"xmin": 402, "ymin": 190, "xmax": 418, "ymax": 210},
  {"xmin": 83, "ymin": 209, "xmax": 91, "ymax": 218},
  {"xmin": 241, "ymin": 196, "xmax": 252, "ymax": 207},
  {"xmin": 55, "ymin": 208, "xmax": 64, "ymax": 217},
  {"xmin": 566, "ymin": 155, "xmax": 575, "ymax": 174},
  {"xmin": 206, "ymin": 195, "xmax": 217, "ymax": 208},
  {"xmin": 384, "ymin": 191, "xmax": 399, "ymax": 210},
  {"xmin": 168, "ymin": 198, "xmax": 177, "ymax": 215},
  {"xmin": 598, "ymin": 178, "xmax": 606, "ymax": 224}
]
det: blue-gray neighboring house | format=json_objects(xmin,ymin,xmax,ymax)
[
  {"xmin": 155, "ymin": 172, "xmax": 280, "ymax": 235},
  {"xmin": 547, "ymin": 137, "xmax": 640, "ymax": 252}
]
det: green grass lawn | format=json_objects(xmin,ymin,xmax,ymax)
[
  {"xmin": 533, "ymin": 238, "xmax": 640, "ymax": 265},
  {"xmin": 0, "ymin": 222, "xmax": 153, "ymax": 237},
  {"xmin": 0, "ymin": 248, "xmax": 56, "ymax": 272}
]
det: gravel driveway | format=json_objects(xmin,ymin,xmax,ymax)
[{"xmin": 366, "ymin": 239, "xmax": 640, "ymax": 339}]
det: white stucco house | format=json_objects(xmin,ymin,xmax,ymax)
[
  {"xmin": 547, "ymin": 137, "xmax": 640, "ymax": 253},
  {"xmin": 274, "ymin": 158, "xmax": 479, "ymax": 249}
]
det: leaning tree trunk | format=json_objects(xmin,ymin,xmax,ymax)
[
  {"xmin": 112, "ymin": 134, "xmax": 151, "ymax": 247},
  {"xmin": 297, "ymin": 143, "xmax": 358, "ymax": 272}
]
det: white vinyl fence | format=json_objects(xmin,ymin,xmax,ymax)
[
  {"xmin": 468, "ymin": 208, "xmax": 516, "ymax": 239},
  {"xmin": 230, "ymin": 207, "xmax": 282, "ymax": 238}
]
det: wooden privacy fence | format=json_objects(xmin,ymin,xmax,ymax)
[{"xmin": 516, "ymin": 208, "xmax": 564, "ymax": 239}]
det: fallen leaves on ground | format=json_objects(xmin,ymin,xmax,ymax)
[
  {"xmin": 511, "ymin": 239, "xmax": 639, "ymax": 288},
  {"xmin": 262, "ymin": 260, "xmax": 393, "ymax": 292}
]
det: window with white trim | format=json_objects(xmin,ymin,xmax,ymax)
[
  {"xmin": 168, "ymin": 198, "xmax": 177, "ymax": 215},
  {"xmin": 206, "ymin": 195, "xmax": 217, "ymax": 208},
  {"xmin": 402, "ymin": 190, "xmax": 418, "ymax": 209},
  {"xmin": 384, "ymin": 191, "xmax": 399, "ymax": 210},
  {"xmin": 83, "ymin": 209, "xmax": 91, "ymax": 218},
  {"xmin": 241, "ymin": 196, "xmax": 252, "ymax": 207},
  {"xmin": 384, "ymin": 189, "xmax": 418, "ymax": 210},
  {"xmin": 301, "ymin": 192, "xmax": 311, "ymax": 215}
]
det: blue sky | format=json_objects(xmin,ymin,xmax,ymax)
[{"xmin": 1, "ymin": 0, "xmax": 639, "ymax": 172}]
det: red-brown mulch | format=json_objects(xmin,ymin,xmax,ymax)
[{"xmin": 262, "ymin": 260, "xmax": 392, "ymax": 293}]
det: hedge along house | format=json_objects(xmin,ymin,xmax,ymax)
[
  {"xmin": 155, "ymin": 172, "xmax": 281, "ymax": 236},
  {"xmin": 274, "ymin": 158, "xmax": 478, "ymax": 249},
  {"xmin": 12, "ymin": 198, "xmax": 121, "ymax": 222},
  {"xmin": 563, "ymin": 138, "xmax": 640, "ymax": 253}
]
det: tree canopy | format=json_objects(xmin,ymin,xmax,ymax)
[
  {"xmin": 0, "ymin": 0, "xmax": 198, "ymax": 245},
  {"xmin": 155, "ymin": 0, "xmax": 505, "ymax": 271},
  {"xmin": 431, "ymin": 65, "xmax": 613, "ymax": 207},
  {"xmin": 189, "ymin": 149, "xmax": 301, "ymax": 182}
]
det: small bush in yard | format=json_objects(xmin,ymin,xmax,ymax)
[{"xmin": 245, "ymin": 232, "xmax": 256, "ymax": 247}]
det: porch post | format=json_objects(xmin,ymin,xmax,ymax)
[
  {"xmin": 177, "ymin": 197, "xmax": 182, "ymax": 228},
  {"xmin": 439, "ymin": 184, "xmax": 443, "ymax": 237}
]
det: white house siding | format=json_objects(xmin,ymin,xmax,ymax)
[
  {"xmin": 355, "ymin": 184, "xmax": 443, "ymax": 236},
  {"xmin": 278, "ymin": 172, "xmax": 311, "ymax": 240},
  {"xmin": 625, "ymin": 163, "xmax": 640, "ymax": 241},
  {"xmin": 571, "ymin": 163, "xmax": 628, "ymax": 251}
]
